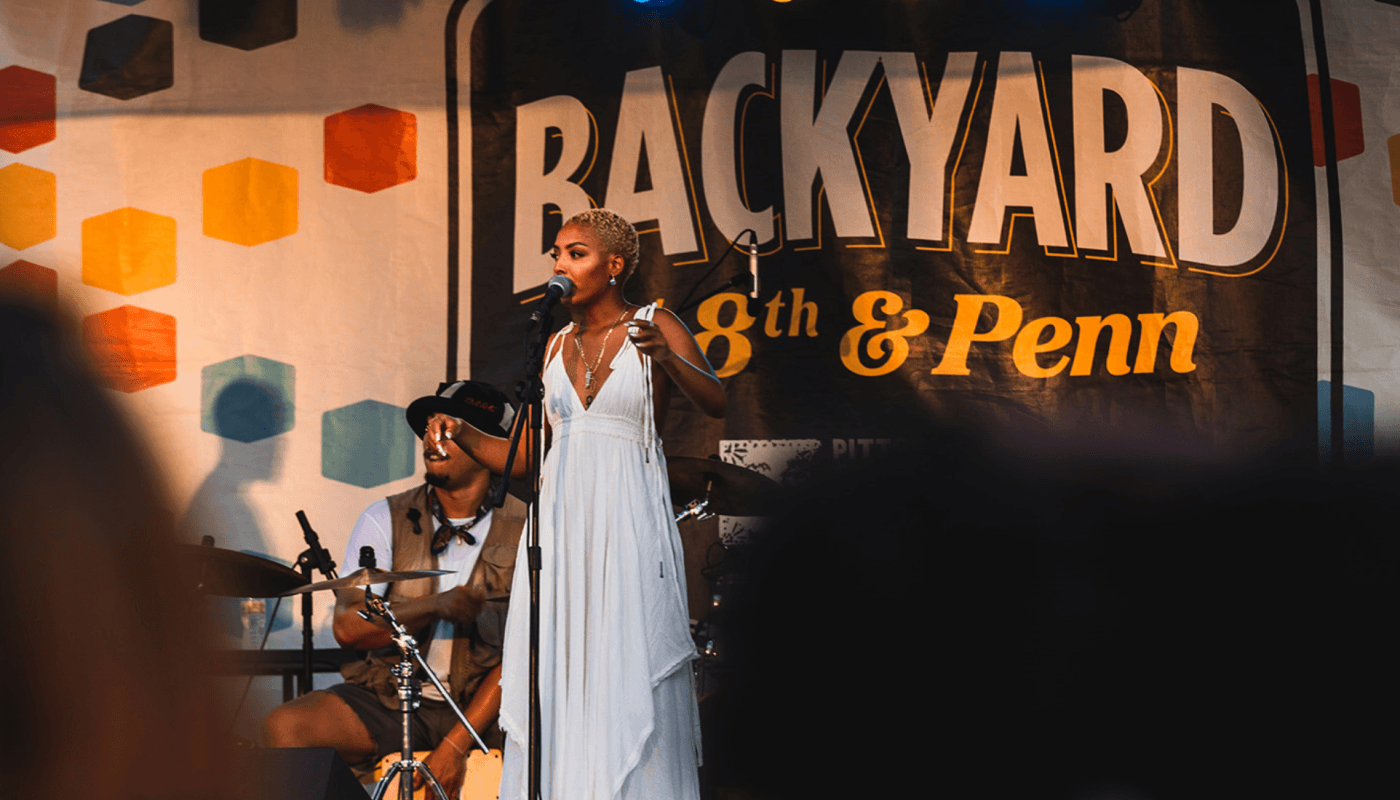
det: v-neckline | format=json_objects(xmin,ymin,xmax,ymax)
[{"xmin": 560, "ymin": 310, "xmax": 637, "ymax": 413}]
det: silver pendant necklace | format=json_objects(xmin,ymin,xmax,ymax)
[{"xmin": 575, "ymin": 307, "xmax": 629, "ymax": 401}]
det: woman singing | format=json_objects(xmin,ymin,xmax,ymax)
[{"xmin": 428, "ymin": 209, "xmax": 725, "ymax": 799}]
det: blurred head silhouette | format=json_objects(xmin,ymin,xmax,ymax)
[{"xmin": 0, "ymin": 297, "xmax": 227, "ymax": 800}]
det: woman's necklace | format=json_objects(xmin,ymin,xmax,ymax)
[{"xmin": 574, "ymin": 306, "xmax": 630, "ymax": 407}]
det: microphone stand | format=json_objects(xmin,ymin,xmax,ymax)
[
  {"xmin": 294, "ymin": 510, "xmax": 338, "ymax": 696},
  {"xmin": 490, "ymin": 309, "xmax": 551, "ymax": 800},
  {"xmin": 674, "ymin": 229, "xmax": 759, "ymax": 315},
  {"xmin": 675, "ymin": 272, "xmax": 754, "ymax": 316}
]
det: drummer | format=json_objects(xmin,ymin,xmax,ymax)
[{"xmin": 262, "ymin": 381, "xmax": 527, "ymax": 795}]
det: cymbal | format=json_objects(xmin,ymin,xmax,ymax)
[
  {"xmin": 276, "ymin": 566, "xmax": 453, "ymax": 596},
  {"xmin": 667, "ymin": 456, "xmax": 784, "ymax": 517},
  {"xmin": 177, "ymin": 545, "xmax": 309, "ymax": 598}
]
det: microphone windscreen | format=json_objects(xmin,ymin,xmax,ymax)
[{"xmin": 547, "ymin": 275, "xmax": 575, "ymax": 297}]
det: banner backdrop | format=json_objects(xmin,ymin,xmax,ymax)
[
  {"xmin": 469, "ymin": 0, "xmax": 1317, "ymax": 475},
  {"xmin": 8, "ymin": 0, "xmax": 1400, "ymax": 738}
]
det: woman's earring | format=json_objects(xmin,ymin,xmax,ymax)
[{"xmin": 610, "ymin": 275, "xmax": 617, "ymax": 286}]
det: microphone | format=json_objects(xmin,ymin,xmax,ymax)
[
  {"xmin": 748, "ymin": 234, "xmax": 759, "ymax": 299},
  {"xmin": 529, "ymin": 275, "xmax": 575, "ymax": 325},
  {"xmin": 296, "ymin": 510, "xmax": 338, "ymax": 580}
]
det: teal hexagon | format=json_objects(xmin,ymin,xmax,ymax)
[
  {"xmin": 201, "ymin": 355, "xmax": 295, "ymax": 443},
  {"xmin": 322, "ymin": 399, "xmax": 415, "ymax": 488}
]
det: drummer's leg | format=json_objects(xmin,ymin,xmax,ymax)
[{"xmin": 262, "ymin": 687, "xmax": 377, "ymax": 766}]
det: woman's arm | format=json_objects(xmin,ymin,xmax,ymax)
[
  {"xmin": 425, "ymin": 413, "xmax": 537, "ymax": 479},
  {"xmin": 627, "ymin": 307, "xmax": 727, "ymax": 418},
  {"xmin": 425, "ymin": 334, "xmax": 561, "ymax": 476}
]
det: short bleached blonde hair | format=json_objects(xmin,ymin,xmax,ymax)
[{"xmin": 564, "ymin": 208, "xmax": 640, "ymax": 281}]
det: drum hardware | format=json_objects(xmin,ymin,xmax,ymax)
[
  {"xmin": 183, "ymin": 539, "xmax": 303, "ymax": 730},
  {"xmin": 675, "ymin": 495, "xmax": 713, "ymax": 523},
  {"xmin": 690, "ymin": 548, "xmax": 754, "ymax": 698},
  {"xmin": 179, "ymin": 542, "xmax": 310, "ymax": 598},
  {"xmin": 275, "ymin": 566, "xmax": 451, "ymax": 596},
  {"xmin": 271, "ymin": 512, "xmax": 450, "ymax": 701},
  {"xmin": 669, "ymin": 460, "xmax": 772, "ymax": 696},
  {"xmin": 342, "ymin": 547, "xmax": 487, "ymax": 800},
  {"xmin": 667, "ymin": 456, "xmax": 784, "ymax": 522}
]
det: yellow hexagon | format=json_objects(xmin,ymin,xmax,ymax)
[
  {"xmin": 0, "ymin": 163, "xmax": 56, "ymax": 250},
  {"xmin": 82, "ymin": 208, "xmax": 177, "ymax": 296},
  {"xmin": 203, "ymin": 157, "xmax": 298, "ymax": 246}
]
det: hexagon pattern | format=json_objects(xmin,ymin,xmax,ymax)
[
  {"xmin": 83, "ymin": 305, "xmax": 176, "ymax": 393},
  {"xmin": 322, "ymin": 400, "xmax": 416, "ymax": 488},
  {"xmin": 82, "ymin": 207, "xmax": 177, "ymax": 295},
  {"xmin": 1307, "ymin": 75, "xmax": 1364, "ymax": 166},
  {"xmin": 325, "ymin": 104, "xmax": 418, "ymax": 193},
  {"xmin": 202, "ymin": 355, "xmax": 296, "ymax": 443},
  {"xmin": 200, "ymin": 0, "xmax": 298, "ymax": 51},
  {"xmin": 1319, "ymin": 380, "xmax": 1375, "ymax": 462},
  {"xmin": 204, "ymin": 158, "xmax": 298, "ymax": 246},
  {"xmin": 0, "ymin": 164, "xmax": 56, "ymax": 251},
  {"xmin": 79, "ymin": 15, "xmax": 174, "ymax": 101},
  {"xmin": 0, "ymin": 66, "xmax": 57, "ymax": 154},
  {"xmin": 0, "ymin": 260, "xmax": 57, "ymax": 305}
]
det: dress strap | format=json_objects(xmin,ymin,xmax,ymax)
[
  {"xmin": 636, "ymin": 304, "xmax": 660, "ymax": 464},
  {"xmin": 546, "ymin": 323, "xmax": 573, "ymax": 366}
]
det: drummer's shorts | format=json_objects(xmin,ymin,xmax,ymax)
[{"xmin": 325, "ymin": 682, "xmax": 461, "ymax": 770}]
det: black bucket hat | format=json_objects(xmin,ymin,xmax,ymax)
[{"xmin": 405, "ymin": 380, "xmax": 514, "ymax": 439}]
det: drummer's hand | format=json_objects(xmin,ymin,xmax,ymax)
[
  {"xmin": 416, "ymin": 737, "xmax": 468, "ymax": 797},
  {"xmin": 625, "ymin": 319, "xmax": 673, "ymax": 363},
  {"xmin": 435, "ymin": 585, "xmax": 486, "ymax": 624}
]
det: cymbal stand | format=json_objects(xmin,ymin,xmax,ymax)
[
  {"xmin": 360, "ymin": 588, "xmax": 490, "ymax": 800},
  {"xmin": 674, "ymin": 476, "xmax": 716, "ymax": 523}
]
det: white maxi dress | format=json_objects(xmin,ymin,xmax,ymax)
[{"xmin": 498, "ymin": 305, "xmax": 701, "ymax": 800}]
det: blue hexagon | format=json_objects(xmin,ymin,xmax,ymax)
[
  {"xmin": 322, "ymin": 399, "xmax": 415, "ymax": 488},
  {"xmin": 201, "ymin": 355, "xmax": 295, "ymax": 443}
]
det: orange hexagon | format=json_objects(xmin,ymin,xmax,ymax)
[
  {"xmin": 1308, "ymin": 75, "xmax": 1365, "ymax": 166},
  {"xmin": 0, "ymin": 66, "xmax": 57, "ymax": 154},
  {"xmin": 1390, "ymin": 134, "xmax": 1400, "ymax": 207},
  {"xmin": 82, "ymin": 207, "xmax": 177, "ymax": 295},
  {"xmin": 324, "ymin": 104, "xmax": 417, "ymax": 193},
  {"xmin": 0, "ymin": 259, "xmax": 58, "ymax": 306},
  {"xmin": 82, "ymin": 305, "xmax": 176, "ymax": 393},
  {"xmin": 203, "ymin": 157, "xmax": 298, "ymax": 245},
  {"xmin": 0, "ymin": 163, "xmax": 56, "ymax": 250}
]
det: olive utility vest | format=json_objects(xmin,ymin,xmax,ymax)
[{"xmin": 339, "ymin": 485, "xmax": 526, "ymax": 722}]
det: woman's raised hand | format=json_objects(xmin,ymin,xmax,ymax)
[{"xmin": 625, "ymin": 319, "xmax": 673, "ymax": 363}]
